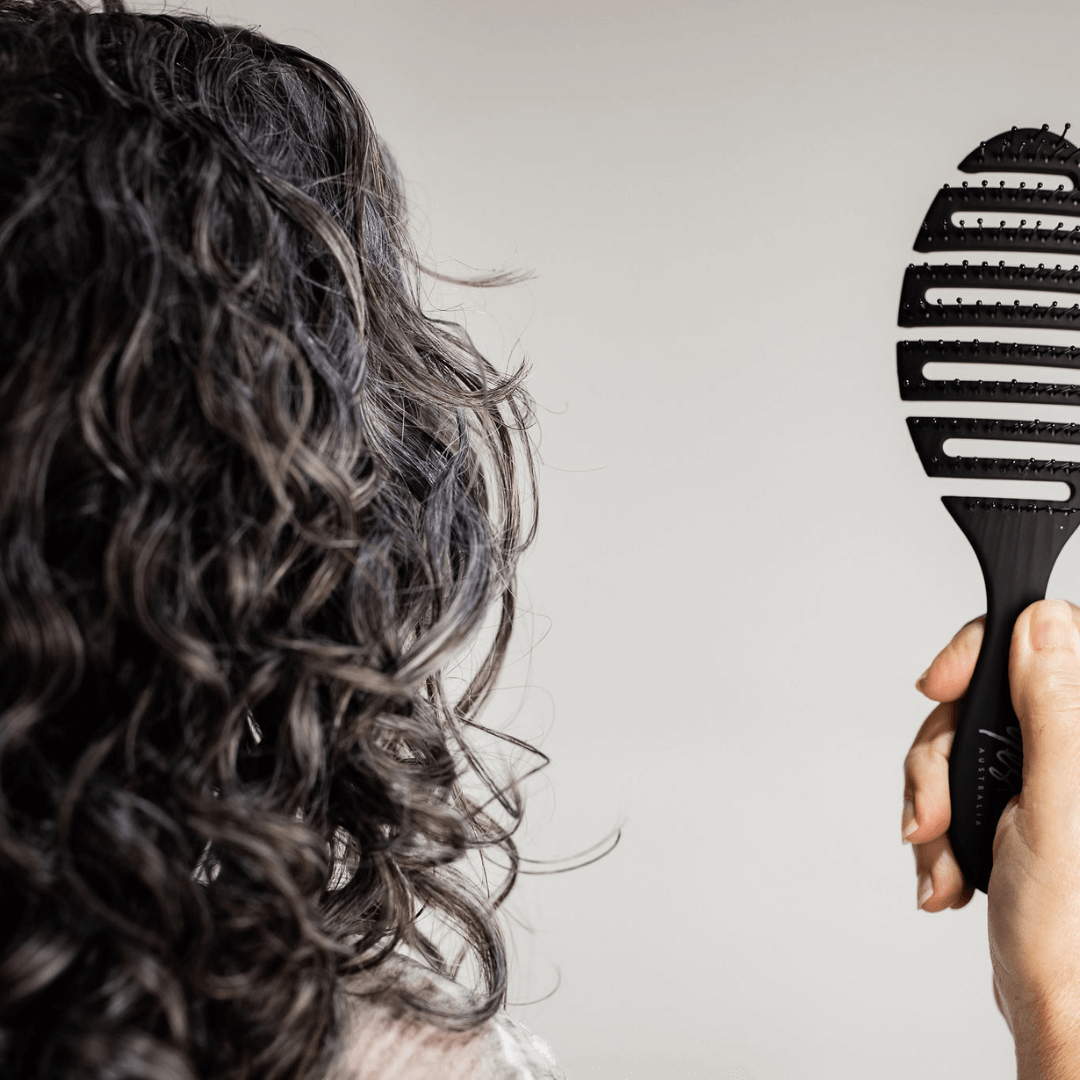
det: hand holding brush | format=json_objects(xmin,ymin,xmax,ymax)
[
  {"xmin": 904, "ymin": 601, "xmax": 1080, "ymax": 1080},
  {"xmin": 901, "ymin": 124, "xmax": 1080, "ymax": 890}
]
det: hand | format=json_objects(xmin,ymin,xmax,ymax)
[
  {"xmin": 904, "ymin": 600, "xmax": 1080, "ymax": 1078},
  {"xmin": 902, "ymin": 613, "xmax": 980, "ymax": 914}
]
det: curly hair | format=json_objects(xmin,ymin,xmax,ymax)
[{"xmin": 0, "ymin": 1, "xmax": 538, "ymax": 1077}]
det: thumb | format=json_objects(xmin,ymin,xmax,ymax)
[{"xmin": 1009, "ymin": 599, "xmax": 1080, "ymax": 828}]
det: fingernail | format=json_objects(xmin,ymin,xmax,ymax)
[
  {"xmin": 915, "ymin": 668, "xmax": 930, "ymax": 693},
  {"xmin": 1029, "ymin": 599, "xmax": 1079, "ymax": 651},
  {"xmin": 902, "ymin": 798, "xmax": 918, "ymax": 843},
  {"xmin": 917, "ymin": 871, "xmax": 934, "ymax": 910}
]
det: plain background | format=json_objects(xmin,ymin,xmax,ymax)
[{"xmin": 138, "ymin": 1, "xmax": 1080, "ymax": 1076}]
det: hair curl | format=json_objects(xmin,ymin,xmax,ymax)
[{"xmin": 0, "ymin": 1, "xmax": 538, "ymax": 1077}]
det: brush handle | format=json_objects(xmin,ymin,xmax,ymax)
[
  {"xmin": 947, "ymin": 558, "xmax": 1032, "ymax": 894},
  {"xmin": 944, "ymin": 498, "xmax": 1080, "ymax": 893}
]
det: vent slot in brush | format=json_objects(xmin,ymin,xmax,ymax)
[
  {"xmin": 925, "ymin": 362, "xmax": 1080, "ymax": 386},
  {"xmin": 901, "ymin": 263, "xmax": 1080, "ymax": 330},
  {"xmin": 899, "ymin": 124, "xmax": 1080, "ymax": 893},
  {"xmin": 899, "ymin": 341, "xmax": 1080, "ymax": 405},
  {"xmin": 944, "ymin": 438, "xmax": 1080, "ymax": 467}
]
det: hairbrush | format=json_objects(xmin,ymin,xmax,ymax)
[{"xmin": 900, "ymin": 124, "xmax": 1080, "ymax": 893}]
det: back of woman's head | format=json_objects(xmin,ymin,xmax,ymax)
[{"xmin": 0, "ymin": 1, "xmax": 535, "ymax": 1077}]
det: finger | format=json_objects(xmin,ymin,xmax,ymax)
[
  {"xmin": 1008, "ymin": 600, "xmax": 1080, "ymax": 830},
  {"xmin": 917, "ymin": 616, "xmax": 985, "ymax": 703},
  {"xmin": 914, "ymin": 833, "xmax": 969, "ymax": 912},
  {"xmin": 950, "ymin": 883, "xmax": 975, "ymax": 910},
  {"xmin": 902, "ymin": 700, "xmax": 957, "ymax": 845}
]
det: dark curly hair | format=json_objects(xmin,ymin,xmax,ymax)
[{"xmin": 0, "ymin": 1, "xmax": 539, "ymax": 1077}]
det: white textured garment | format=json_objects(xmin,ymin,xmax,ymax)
[
  {"xmin": 334, "ymin": 956, "xmax": 565, "ymax": 1080},
  {"xmin": 488, "ymin": 1011, "xmax": 563, "ymax": 1079}
]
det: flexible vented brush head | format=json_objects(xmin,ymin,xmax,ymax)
[
  {"xmin": 899, "ymin": 125, "xmax": 1080, "ymax": 893},
  {"xmin": 900, "ymin": 124, "xmax": 1080, "ymax": 511}
]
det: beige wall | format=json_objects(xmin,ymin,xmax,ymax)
[{"xmin": 141, "ymin": 1, "xmax": 1080, "ymax": 1076}]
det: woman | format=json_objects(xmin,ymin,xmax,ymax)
[{"xmin": 0, "ymin": 1, "xmax": 559, "ymax": 1076}]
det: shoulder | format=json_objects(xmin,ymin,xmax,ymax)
[{"xmin": 334, "ymin": 957, "xmax": 565, "ymax": 1080}]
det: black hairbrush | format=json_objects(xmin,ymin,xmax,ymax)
[{"xmin": 900, "ymin": 124, "xmax": 1080, "ymax": 893}]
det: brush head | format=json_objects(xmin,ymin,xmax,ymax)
[{"xmin": 900, "ymin": 124, "xmax": 1080, "ymax": 512}]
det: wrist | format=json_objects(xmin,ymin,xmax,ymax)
[{"xmin": 1013, "ymin": 989, "xmax": 1080, "ymax": 1080}]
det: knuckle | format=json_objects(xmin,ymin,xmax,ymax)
[
  {"xmin": 903, "ymin": 744, "xmax": 927, "ymax": 787},
  {"xmin": 928, "ymin": 727, "xmax": 954, "ymax": 762},
  {"xmin": 1017, "ymin": 668, "xmax": 1080, "ymax": 725},
  {"xmin": 905, "ymin": 739, "xmax": 947, "ymax": 787}
]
